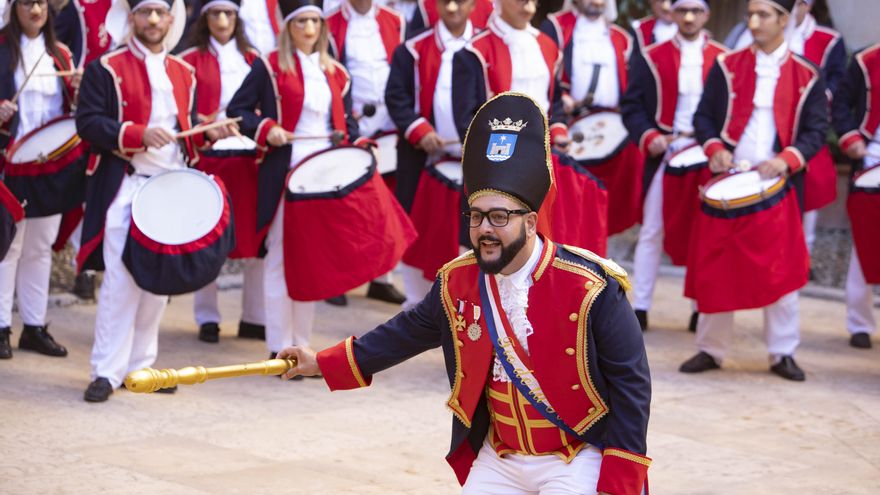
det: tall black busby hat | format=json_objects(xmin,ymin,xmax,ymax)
[
  {"xmin": 279, "ymin": 0, "xmax": 323, "ymax": 23},
  {"xmin": 462, "ymin": 92, "xmax": 552, "ymax": 212}
]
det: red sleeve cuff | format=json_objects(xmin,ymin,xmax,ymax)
[
  {"xmin": 839, "ymin": 130, "xmax": 865, "ymax": 154},
  {"xmin": 119, "ymin": 122, "xmax": 146, "ymax": 154},
  {"xmin": 405, "ymin": 117, "xmax": 434, "ymax": 146},
  {"xmin": 255, "ymin": 118, "xmax": 278, "ymax": 150},
  {"xmin": 639, "ymin": 129, "xmax": 663, "ymax": 156},
  {"xmin": 778, "ymin": 146, "xmax": 806, "ymax": 174},
  {"xmin": 703, "ymin": 138, "xmax": 726, "ymax": 160},
  {"xmin": 596, "ymin": 447, "xmax": 651, "ymax": 495},
  {"xmin": 316, "ymin": 336, "xmax": 372, "ymax": 391},
  {"xmin": 549, "ymin": 123, "xmax": 568, "ymax": 143}
]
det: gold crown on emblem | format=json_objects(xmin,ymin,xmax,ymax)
[{"xmin": 488, "ymin": 117, "xmax": 528, "ymax": 132}]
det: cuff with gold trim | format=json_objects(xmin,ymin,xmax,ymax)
[
  {"xmin": 316, "ymin": 336, "xmax": 372, "ymax": 391},
  {"xmin": 119, "ymin": 121, "xmax": 146, "ymax": 154},
  {"xmin": 596, "ymin": 447, "xmax": 651, "ymax": 495}
]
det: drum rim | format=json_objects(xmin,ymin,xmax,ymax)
[
  {"xmin": 373, "ymin": 130, "xmax": 398, "ymax": 175},
  {"xmin": 700, "ymin": 171, "xmax": 787, "ymax": 210},
  {"xmin": 853, "ymin": 165, "xmax": 880, "ymax": 191},
  {"xmin": 130, "ymin": 168, "xmax": 226, "ymax": 245},
  {"xmin": 6, "ymin": 115, "xmax": 81, "ymax": 166},
  {"xmin": 427, "ymin": 158, "xmax": 464, "ymax": 189},
  {"xmin": 285, "ymin": 144, "xmax": 377, "ymax": 199},
  {"xmin": 667, "ymin": 142, "xmax": 707, "ymax": 166},
  {"xmin": 567, "ymin": 109, "xmax": 629, "ymax": 165}
]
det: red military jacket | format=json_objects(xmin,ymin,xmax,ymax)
[
  {"xmin": 179, "ymin": 44, "xmax": 260, "ymax": 121},
  {"xmin": 397, "ymin": 27, "xmax": 447, "ymax": 145},
  {"xmin": 326, "ymin": 2, "xmax": 405, "ymax": 65},
  {"xmin": 637, "ymin": 33, "xmax": 726, "ymax": 153},
  {"xmin": 316, "ymin": 239, "xmax": 652, "ymax": 495},
  {"xmin": 75, "ymin": 0, "xmax": 113, "ymax": 67},
  {"xmin": 700, "ymin": 46, "xmax": 824, "ymax": 174},
  {"xmin": 631, "ymin": 15, "xmax": 657, "ymax": 49},
  {"xmin": 837, "ymin": 44, "xmax": 880, "ymax": 153}
]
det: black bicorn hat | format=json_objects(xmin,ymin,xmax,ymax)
[
  {"xmin": 752, "ymin": 0, "xmax": 795, "ymax": 15},
  {"xmin": 462, "ymin": 92, "xmax": 552, "ymax": 212},
  {"xmin": 279, "ymin": 0, "xmax": 323, "ymax": 22}
]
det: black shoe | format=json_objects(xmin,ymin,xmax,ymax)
[
  {"xmin": 0, "ymin": 327, "xmax": 11, "ymax": 359},
  {"xmin": 688, "ymin": 312, "xmax": 699, "ymax": 333},
  {"xmin": 154, "ymin": 385, "xmax": 178, "ymax": 394},
  {"xmin": 850, "ymin": 332, "xmax": 872, "ymax": 349},
  {"xmin": 84, "ymin": 377, "xmax": 113, "ymax": 402},
  {"xmin": 679, "ymin": 352, "xmax": 720, "ymax": 373},
  {"xmin": 237, "ymin": 321, "xmax": 266, "ymax": 340},
  {"xmin": 198, "ymin": 322, "xmax": 220, "ymax": 343},
  {"xmin": 770, "ymin": 356, "xmax": 806, "ymax": 382},
  {"xmin": 325, "ymin": 295, "xmax": 348, "ymax": 306},
  {"xmin": 366, "ymin": 281, "xmax": 405, "ymax": 305},
  {"xmin": 634, "ymin": 310, "xmax": 648, "ymax": 331},
  {"xmin": 72, "ymin": 271, "xmax": 96, "ymax": 300},
  {"xmin": 19, "ymin": 324, "xmax": 67, "ymax": 357}
]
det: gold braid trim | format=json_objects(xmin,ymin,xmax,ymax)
[
  {"xmin": 562, "ymin": 245, "xmax": 632, "ymax": 292},
  {"xmin": 344, "ymin": 337, "xmax": 368, "ymax": 388},
  {"xmin": 603, "ymin": 448, "xmax": 652, "ymax": 468},
  {"xmin": 467, "ymin": 189, "xmax": 530, "ymax": 209}
]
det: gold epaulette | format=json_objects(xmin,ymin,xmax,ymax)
[
  {"xmin": 562, "ymin": 245, "xmax": 632, "ymax": 292},
  {"xmin": 436, "ymin": 250, "xmax": 476, "ymax": 277}
]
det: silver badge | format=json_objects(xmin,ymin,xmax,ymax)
[{"xmin": 467, "ymin": 323, "xmax": 482, "ymax": 341}]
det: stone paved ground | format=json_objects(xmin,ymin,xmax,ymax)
[{"xmin": 1, "ymin": 272, "xmax": 879, "ymax": 494}]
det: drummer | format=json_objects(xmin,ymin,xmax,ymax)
[
  {"xmin": 226, "ymin": 0, "xmax": 368, "ymax": 364},
  {"xmin": 180, "ymin": 0, "xmax": 267, "ymax": 343},
  {"xmin": 0, "ymin": 0, "xmax": 78, "ymax": 360},
  {"xmin": 831, "ymin": 41, "xmax": 880, "ymax": 350},
  {"xmin": 681, "ymin": 0, "xmax": 828, "ymax": 381},
  {"xmin": 385, "ymin": 0, "xmax": 475, "ymax": 308},
  {"xmin": 74, "ymin": 0, "xmax": 233, "ymax": 402},
  {"xmin": 539, "ymin": 0, "xmax": 644, "ymax": 239},
  {"xmin": 621, "ymin": 0, "xmax": 726, "ymax": 332}
]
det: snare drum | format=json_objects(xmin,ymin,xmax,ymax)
[
  {"xmin": 700, "ymin": 170, "xmax": 787, "ymax": 216},
  {"xmin": 4, "ymin": 115, "xmax": 87, "ymax": 217},
  {"xmin": 123, "ymin": 169, "xmax": 234, "ymax": 295},
  {"xmin": 402, "ymin": 158, "xmax": 465, "ymax": 280},
  {"xmin": 0, "ymin": 181, "xmax": 24, "ymax": 262},
  {"xmin": 197, "ymin": 136, "xmax": 260, "ymax": 259},
  {"xmin": 283, "ymin": 145, "xmax": 416, "ymax": 301},
  {"xmin": 662, "ymin": 143, "xmax": 710, "ymax": 265},
  {"xmin": 567, "ymin": 111, "xmax": 629, "ymax": 165},
  {"xmin": 847, "ymin": 166, "xmax": 880, "ymax": 283}
]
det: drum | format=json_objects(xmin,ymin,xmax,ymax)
[
  {"xmin": 0, "ymin": 181, "xmax": 24, "ymax": 262},
  {"xmin": 123, "ymin": 169, "xmax": 234, "ymax": 295},
  {"xmin": 374, "ymin": 131, "xmax": 398, "ymax": 192},
  {"xmin": 662, "ymin": 143, "xmax": 711, "ymax": 265},
  {"xmin": 567, "ymin": 111, "xmax": 629, "ymax": 166},
  {"xmin": 197, "ymin": 136, "xmax": 260, "ymax": 259},
  {"xmin": 699, "ymin": 170, "xmax": 787, "ymax": 217},
  {"xmin": 548, "ymin": 152, "xmax": 608, "ymax": 256},
  {"xmin": 4, "ymin": 115, "xmax": 87, "ymax": 217},
  {"xmin": 283, "ymin": 145, "xmax": 416, "ymax": 301},
  {"xmin": 402, "ymin": 158, "xmax": 465, "ymax": 280},
  {"xmin": 847, "ymin": 165, "xmax": 880, "ymax": 283}
]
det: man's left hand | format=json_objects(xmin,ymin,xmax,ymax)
[{"xmin": 757, "ymin": 157, "xmax": 788, "ymax": 179}]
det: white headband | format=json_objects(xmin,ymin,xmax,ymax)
[
  {"xmin": 199, "ymin": 0, "xmax": 239, "ymax": 15},
  {"xmin": 283, "ymin": 5, "xmax": 322, "ymax": 25}
]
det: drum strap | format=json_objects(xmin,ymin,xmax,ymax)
[{"xmin": 584, "ymin": 64, "xmax": 602, "ymax": 108}]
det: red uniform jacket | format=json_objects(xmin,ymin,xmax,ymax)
[
  {"xmin": 326, "ymin": 2, "xmax": 405, "ymax": 65},
  {"xmin": 179, "ymin": 44, "xmax": 260, "ymax": 121}
]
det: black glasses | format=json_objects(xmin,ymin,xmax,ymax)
[
  {"xmin": 464, "ymin": 208, "xmax": 531, "ymax": 228},
  {"xmin": 207, "ymin": 9, "xmax": 237, "ymax": 18},
  {"xmin": 16, "ymin": 0, "xmax": 48, "ymax": 8}
]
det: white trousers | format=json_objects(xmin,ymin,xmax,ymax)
[
  {"xmin": 193, "ymin": 258, "xmax": 266, "ymax": 326},
  {"xmin": 461, "ymin": 440, "xmax": 602, "ymax": 495},
  {"xmin": 264, "ymin": 199, "xmax": 315, "ymax": 353},
  {"xmin": 400, "ymin": 263, "xmax": 433, "ymax": 311},
  {"xmin": 90, "ymin": 175, "xmax": 168, "ymax": 388},
  {"xmin": 695, "ymin": 290, "xmax": 800, "ymax": 362},
  {"xmin": 845, "ymin": 248, "xmax": 877, "ymax": 335},
  {"xmin": 803, "ymin": 210, "xmax": 818, "ymax": 254},
  {"xmin": 0, "ymin": 214, "xmax": 62, "ymax": 327},
  {"xmin": 632, "ymin": 161, "xmax": 665, "ymax": 311}
]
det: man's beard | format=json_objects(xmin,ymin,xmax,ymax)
[
  {"xmin": 581, "ymin": 5, "xmax": 605, "ymax": 18},
  {"xmin": 134, "ymin": 26, "xmax": 168, "ymax": 47},
  {"xmin": 472, "ymin": 224, "xmax": 528, "ymax": 275}
]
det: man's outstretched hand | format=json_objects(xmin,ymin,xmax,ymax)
[{"xmin": 277, "ymin": 346, "xmax": 321, "ymax": 380}]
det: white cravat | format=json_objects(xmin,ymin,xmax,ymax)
[
  {"xmin": 210, "ymin": 36, "xmax": 250, "ymax": 118},
  {"xmin": 239, "ymin": 0, "xmax": 276, "ymax": 55},
  {"xmin": 491, "ymin": 15, "xmax": 550, "ymax": 113},
  {"xmin": 433, "ymin": 20, "xmax": 473, "ymax": 155},
  {"xmin": 492, "ymin": 237, "xmax": 543, "ymax": 383},
  {"xmin": 345, "ymin": 1, "xmax": 394, "ymax": 135},
  {"xmin": 129, "ymin": 38, "xmax": 185, "ymax": 175},
  {"xmin": 14, "ymin": 34, "xmax": 63, "ymax": 139},
  {"xmin": 734, "ymin": 43, "xmax": 788, "ymax": 166},
  {"xmin": 786, "ymin": 13, "xmax": 816, "ymax": 56},
  {"xmin": 653, "ymin": 19, "xmax": 677, "ymax": 44},
  {"xmin": 673, "ymin": 35, "xmax": 706, "ymax": 134},
  {"xmin": 290, "ymin": 50, "xmax": 333, "ymax": 167},
  {"xmin": 570, "ymin": 14, "xmax": 619, "ymax": 108}
]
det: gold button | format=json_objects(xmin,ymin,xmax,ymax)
[
  {"xmin": 584, "ymin": 281, "xmax": 594, "ymax": 289},
  {"xmin": 568, "ymin": 313, "xmax": 578, "ymax": 322},
  {"xmin": 571, "ymin": 384, "xmax": 580, "ymax": 391},
  {"xmin": 565, "ymin": 347, "xmax": 575, "ymax": 356},
  {"xmin": 588, "ymin": 407, "xmax": 596, "ymax": 414}
]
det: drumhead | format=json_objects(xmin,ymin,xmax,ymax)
[
  {"xmin": 211, "ymin": 135, "xmax": 257, "ymax": 151},
  {"xmin": 8, "ymin": 117, "xmax": 78, "ymax": 164},
  {"xmin": 854, "ymin": 165, "xmax": 880, "ymax": 188},
  {"xmin": 287, "ymin": 146, "xmax": 373, "ymax": 194},
  {"xmin": 703, "ymin": 171, "xmax": 784, "ymax": 202},
  {"xmin": 668, "ymin": 145, "xmax": 708, "ymax": 168},
  {"xmin": 374, "ymin": 132, "xmax": 398, "ymax": 175},
  {"xmin": 434, "ymin": 160, "xmax": 463, "ymax": 185},
  {"xmin": 131, "ymin": 169, "xmax": 225, "ymax": 245},
  {"xmin": 567, "ymin": 111, "xmax": 628, "ymax": 162}
]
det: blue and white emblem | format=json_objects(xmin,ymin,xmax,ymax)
[{"xmin": 486, "ymin": 133, "xmax": 518, "ymax": 162}]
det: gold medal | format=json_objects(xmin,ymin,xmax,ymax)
[{"xmin": 467, "ymin": 323, "xmax": 482, "ymax": 341}]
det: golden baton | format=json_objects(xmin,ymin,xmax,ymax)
[{"xmin": 124, "ymin": 358, "xmax": 298, "ymax": 393}]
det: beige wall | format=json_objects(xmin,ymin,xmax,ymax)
[{"xmin": 827, "ymin": 0, "xmax": 880, "ymax": 50}]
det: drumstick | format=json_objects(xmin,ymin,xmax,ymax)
[
  {"xmin": 33, "ymin": 69, "xmax": 83, "ymax": 78},
  {"xmin": 10, "ymin": 51, "xmax": 47, "ymax": 104},
  {"xmin": 282, "ymin": 130, "xmax": 345, "ymax": 145},
  {"xmin": 175, "ymin": 117, "xmax": 242, "ymax": 139}
]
